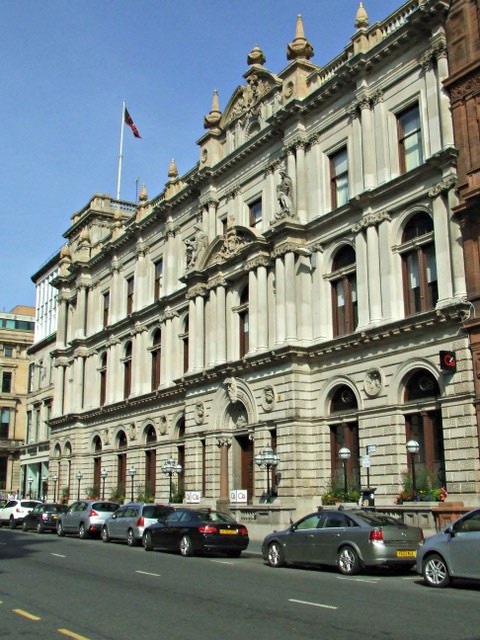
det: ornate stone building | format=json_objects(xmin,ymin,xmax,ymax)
[
  {"xmin": 445, "ymin": 0, "xmax": 480, "ymax": 454},
  {"xmin": 20, "ymin": 255, "xmax": 59, "ymax": 500},
  {"xmin": 47, "ymin": 0, "xmax": 479, "ymax": 514}
]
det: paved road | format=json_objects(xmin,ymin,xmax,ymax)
[{"xmin": 0, "ymin": 528, "xmax": 478, "ymax": 640}]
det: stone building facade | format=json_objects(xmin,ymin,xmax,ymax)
[
  {"xmin": 20, "ymin": 256, "xmax": 59, "ymax": 501},
  {"xmin": 47, "ymin": 0, "xmax": 479, "ymax": 513},
  {"xmin": 445, "ymin": 0, "xmax": 480, "ymax": 455},
  {"xmin": 0, "ymin": 306, "xmax": 35, "ymax": 496}
]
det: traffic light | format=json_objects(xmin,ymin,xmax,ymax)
[{"xmin": 439, "ymin": 351, "xmax": 456, "ymax": 373}]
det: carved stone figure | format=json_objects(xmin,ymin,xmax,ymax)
[{"xmin": 275, "ymin": 170, "xmax": 293, "ymax": 218}]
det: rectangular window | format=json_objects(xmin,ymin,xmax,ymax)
[
  {"xmin": 4, "ymin": 346, "xmax": 13, "ymax": 357},
  {"xmin": 249, "ymin": 199, "xmax": 262, "ymax": 228},
  {"xmin": 398, "ymin": 104, "xmax": 423, "ymax": 173},
  {"xmin": 154, "ymin": 260, "xmax": 163, "ymax": 300},
  {"xmin": 127, "ymin": 277, "xmax": 134, "ymax": 315},
  {"xmin": 330, "ymin": 147, "xmax": 349, "ymax": 209},
  {"xmin": 2, "ymin": 372, "xmax": 12, "ymax": 393},
  {"xmin": 0, "ymin": 408, "xmax": 9, "ymax": 439}
]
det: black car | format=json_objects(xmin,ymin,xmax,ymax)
[
  {"xmin": 22, "ymin": 503, "xmax": 69, "ymax": 533},
  {"xmin": 143, "ymin": 508, "xmax": 249, "ymax": 557}
]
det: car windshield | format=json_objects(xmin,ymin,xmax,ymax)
[
  {"xmin": 198, "ymin": 511, "xmax": 237, "ymax": 524},
  {"xmin": 143, "ymin": 505, "xmax": 172, "ymax": 519},
  {"xmin": 45, "ymin": 505, "xmax": 67, "ymax": 513},
  {"xmin": 21, "ymin": 501, "xmax": 40, "ymax": 508},
  {"xmin": 357, "ymin": 512, "xmax": 406, "ymax": 527},
  {"xmin": 92, "ymin": 502, "xmax": 119, "ymax": 512}
]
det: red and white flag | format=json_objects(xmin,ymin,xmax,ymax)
[{"xmin": 124, "ymin": 107, "xmax": 142, "ymax": 138}]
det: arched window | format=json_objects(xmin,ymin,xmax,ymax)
[
  {"xmin": 93, "ymin": 436, "xmax": 102, "ymax": 453},
  {"xmin": 116, "ymin": 430, "xmax": 127, "ymax": 494},
  {"xmin": 238, "ymin": 286, "xmax": 249, "ymax": 358},
  {"xmin": 400, "ymin": 212, "xmax": 438, "ymax": 316},
  {"xmin": 329, "ymin": 385, "xmax": 360, "ymax": 492},
  {"xmin": 123, "ymin": 341, "xmax": 132, "ymax": 399},
  {"xmin": 99, "ymin": 352, "xmax": 107, "ymax": 406},
  {"xmin": 151, "ymin": 329, "xmax": 161, "ymax": 391},
  {"xmin": 403, "ymin": 369, "xmax": 445, "ymax": 487},
  {"xmin": 330, "ymin": 246, "xmax": 357, "ymax": 337}
]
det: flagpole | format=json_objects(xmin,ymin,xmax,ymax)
[{"xmin": 116, "ymin": 100, "xmax": 126, "ymax": 200}]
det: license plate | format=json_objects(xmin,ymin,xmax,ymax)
[
  {"xmin": 219, "ymin": 529, "xmax": 236, "ymax": 535},
  {"xmin": 52, "ymin": 515, "xmax": 58, "ymax": 520},
  {"xmin": 396, "ymin": 550, "xmax": 416, "ymax": 558}
]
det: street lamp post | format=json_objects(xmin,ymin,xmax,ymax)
[
  {"xmin": 161, "ymin": 457, "xmax": 183, "ymax": 503},
  {"xmin": 128, "ymin": 466, "xmax": 136, "ymax": 502},
  {"xmin": 406, "ymin": 440, "xmax": 420, "ymax": 500},
  {"xmin": 27, "ymin": 477, "xmax": 33, "ymax": 499},
  {"xmin": 255, "ymin": 447, "xmax": 280, "ymax": 502},
  {"xmin": 339, "ymin": 447, "xmax": 351, "ymax": 502},
  {"xmin": 101, "ymin": 468, "xmax": 108, "ymax": 500},
  {"xmin": 76, "ymin": 472, "xmax": 83, "ymax": 500},
  {"xmin": 52, "ymin": 474, "xmax": 58, "ymax": 502}
]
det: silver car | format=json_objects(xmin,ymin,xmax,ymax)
[
  {"xmin": 57, "ymin": 500, "xmax": 120, "ymax": 539},
  {"xmin": 101, "ymin": 503, "xmax": 173, "ymax": 546},
  {"xmin": 417, "ymin": 507, "xmax": 480, "ymax": 588},
  {"xmin": 262, "ymin": 508, "xmax": 424, "ymax": 575}
]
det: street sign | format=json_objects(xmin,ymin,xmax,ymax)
[{"xmin": 361, "ymin": 455, "xmax": 371, "ymax": 468}]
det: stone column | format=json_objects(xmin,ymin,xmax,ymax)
[
  {"xmin": 422, "ymin": 55, "xmax": 441, "ymax": 156},
  {"xmin": 75, "ymin": 285, "xmax": 87, "ymax": 339},
  {"xmin": 57, "ymin": 294, "xmax": 68, "ymax": 347},
  {"xmin": 207, "ymin": 287, "xmax": 217, "ymax": 367},
  {"xmin": 285, "ymin": 251, "xmax": 297, "ymax": 341},
  {"xmin": 366, "ymin": 224, "xmax": 382, "ymax": 322},
  {"xmin": 274, "ymin": 255, "xmax": 286, "ymax": 344},
  {"xmin": 247, "ymin": 266, "xmax": 258, "ymax": 353},
  {"xmin": 354, "ymin": 230, "xmax": 369, "ymax": 328},
  {"xmin": 435, "ymin": 46, "xmax": 454, "ymax": 148},
  {"xmin": 429, "ymin": 178, "xmax": 456, "ymax": 303},
  {"xmin": 217, "ymin": 437, "xmax": 231, "ymax": 499},
  {"xmin": 216, "ymin": 282, "xmax": 226, "ymax": 364},
  {"xmin": 295, "ymin": 142, "xmax": 307, "ymax": 221},
  {"xmin": 257, "ymin": 260, "xmax": 269, "ymax": 350},
  {"xmin": 359, "ymin": 97, "xmax": 375, "ymax": 190}
]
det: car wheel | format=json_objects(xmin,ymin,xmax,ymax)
[
  {"xmin": 143, "ymin": 531, "xmax": 154, "ymax": 551},
  {"xmin": 337, "ymin": 546, "xmax": 361, "ymax": 575},
  {"xmin": 78, "ymin": 523, "xmax": 87, "ymax": 539},
  {"xmin": 267, "ymin": 541, "xmax": 285, "ymax": 568},
  {"xmin": 9, "ymin": 516, "xmax": 16, "ymax": 529},
  {"xmin": 36, "ymin": 522, "xmax": 44, "ymax": 534},
  {"xmin": 179, "ymin": 535, "xmax": 193, "ymax": 557},
  {"xmin": 101, "ymin": 526, "xmax": 110, "ymax": 543},
  {"xmin": 57, "ymin": 522, "xmax": 65, "ymax": 537},
  {"xmin": 127, "ymin": 529, "xmax": 137, "ymax": 547},
  {"xmin": 22, "ymin": 521, "xmax": 28, "ymax": 532},
  {"xmin": 423, "ymin": 554, "xmax": 451, "ymax": 588}
]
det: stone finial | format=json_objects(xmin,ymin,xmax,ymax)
[
  {"xmin": 79, "ymin": 227, "xmax": 91, "ymax": 246},
  {"xmin": 287, "ymin": 14, "xmax": 314, "ymax": 61},
  {"xmin": 168, "ymin": 158, "xmax": 179, "ymax": 180},
  {"xmin": 204, "ymin": 89, "xmax": 222, "ymax": 130},
  {"xmin": 139, "ymin": 183, "xmax": 148, "ymax": 201},
  {"xmin": 354, "ymin": 2, "xmax": 369, "ymax": 29},
  {"xmin": 247, "ymin": 44, "xmax": 266, "ymax": 66}
]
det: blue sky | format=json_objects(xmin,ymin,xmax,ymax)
[{"xmin": 2, "ymin": 0, "xmax": 404, "ymax": 311}]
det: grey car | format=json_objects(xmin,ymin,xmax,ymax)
[
  {"xmin": 101, "ymin": 503, "xmax": 173, "ymax": 546},
  {"xmin": 262, "ymin": 508, "xmax": 424, "ymax": 575},
  {"xmin": 57, "ymin": 500, "xmax": 120, "ymax": 539},
  {"xmin": 417, "ymin": 507, "xmax": 480, "ymax": 588}
]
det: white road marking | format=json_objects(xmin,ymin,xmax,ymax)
[
  {"xmin": 337, "ymin": 576, "xmax": 379, "ymax": 583},
  {"xmin": 210, "ymin": 559, "xmax": 234, "ymax": 565},
  {"xmin": 289, "ymin": 599, "xmax": 337, "ymax": 610},
  {"xmin": 51, "ymin": 553, "xmax": 66, "ymax": 558},
  {"xmin": 136, "ymin": 570, "xmax": 161, "ymax": 577}
]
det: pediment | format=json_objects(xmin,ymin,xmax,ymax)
[
  {"xmin": 197, "ymin": 226, "xmax": 265, "ymax": 270},
  {"xmin": 222, "ymin": 66, "xmax": 282, "ymax": 127}
]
